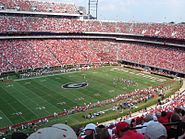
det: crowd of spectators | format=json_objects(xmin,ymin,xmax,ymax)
[
  {"xmin": 0, "ymin": 39, "xmax": 113, "ymax": 73},
  {"xmin": 0, "ymin": 39, "xmax": 184, "ymax": 74},
  {"xmin": 0, "ymin": 16, "xmax": 86, "ymax": 33},
  {"xmin": 118, "ymin": 42, "xmax": 185, "ymax": 73},
  {"xmin": 75, "ymin": 89, "xmax": 185, "ymax": 139},
  {"xmin": 1, "ymin": 14, "xmax": 185, "ymax": 39},
  {"xmin": 0, "ymin": 0, "xmax": 77, "ymax": 14},
  {"xmin": 0, "ymin": 1, "xmax": 185, "ymax": 139},
  {"xmin": 137, "ymin": 89, "xmax": 185, "ymax": 117}
]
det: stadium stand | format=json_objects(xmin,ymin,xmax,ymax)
[
  {"xmin": 0, "ymin": 0, "xmax": 77, "ymax": 14},
  {"xmin": 118, "ymin": 43, "xmax": 185, "ymax": 73},
  {"xmin": 0, "ymin": 39, "xmax": 184, "ymax": 73},
  {"xmin": 76, "ymin": 90, "xmax": 185, "ymax": 139},
  {"xmin": 0, "ymin": 0, "xmax": 185, "ymax": 138},
  {"xmin": 0, "ymin": 15, "xmax": 185, "ymax": 39},
  {"xmin": 0, "ymin": 16, "xmax": 85, "ymax": 33}
]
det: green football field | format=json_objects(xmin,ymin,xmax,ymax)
[{"xmin": 0, "ymin": 66, "xmax": 173, "ymax": 128}]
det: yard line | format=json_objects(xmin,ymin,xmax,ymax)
[
  {"xmin": 15, "ymin": 87, "xmax": 54, "ymax": 116},
  {"xmin": 4, "ymin": 85, "xmax": 40, "ymax": 119},
  {"xmin": 0, "ymin": 110, "xmax": 13, "ymax": 126},
  {"xmin": 2, "ymin": 99, "xmax": 26, "ymax": 123},
  {"xmin": 17, "ymin": 81, "xmax": 62, "ymax": 114},
  {"xmin": 23, "ymin": 81, "xmax": 62, "ymax": 111},
  {"xmin": 34, "ymin": 79, "xmax": 82, "ymax": 106},
  {"xmin": 0, "ymin": 89, "xmax": 26, "ymax": 124}
]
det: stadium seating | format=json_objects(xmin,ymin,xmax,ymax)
[
  {"xmin": 118, "ymin": 43, "xmax": 185, "ymax": 73},
  {"xmin": 0, "ymin": 39, "xmax": 184, "ymax": 73},
  {"xmin": 1, "ymin": 15, "xmax": 185, "ymax": 39},
  {"xmin": 0, "ymin": 0, "xmax": 77, "ymax": 14},
  {"xmin": 0, "ymin": 16, "xmax": 86, "ymax": 33},
  {"xmin": 0, "ymin": 1, "xmax": 185, "ymax": 139}
]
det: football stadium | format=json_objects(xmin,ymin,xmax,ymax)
[{"xmin": 0, "ymin": 0, "xmax": 185, "ymax": 139}]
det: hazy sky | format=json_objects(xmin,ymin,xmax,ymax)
[{"xmin": 38, "ymin": 0, "xmax": 185, "ymax": 23}]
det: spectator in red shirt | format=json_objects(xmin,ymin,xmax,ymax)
[
  {"xmin": 115, "ymin": 122, "xmax": 144, "ymax": 139},
  {"xmin": 158, "ymin": 111, "xmax": 170, "ymax": 129}
]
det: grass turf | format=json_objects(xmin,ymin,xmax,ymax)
[{"xmin": 0, "ymin": 66, "xmax": 172, "ymax": 128}]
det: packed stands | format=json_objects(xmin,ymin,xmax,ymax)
[
  {"xmin": 118, "ymin": 43, "xmax": 185, "ymax": 73},
  {"xmin": 0, "ymin": 0, "xmax": 77, "ymax": 14},
  {"xmin": 76, "ymin": 90, "xmax": 185, "ymax": 139},
  {"xmin": 0, "ymin": 14, "xmax": 185, "ymax": 39},
  {"xmin": 0, "ymin": 16, "xmax": 85, "ymax": 33},
  {"xmin": 0, "ymin": 39, "xmax": 115, "ymax": 72},
  {"xmin": 0, "ymin": 39, "xmax": 184, "ymax": 73},
  {"xmin": 0, "ymin": 0, "xmax": 185, "ymax": 139}
]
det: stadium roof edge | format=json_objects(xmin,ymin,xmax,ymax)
[
  {"xmin": 84, "ymin": 32, "xmax": 144, "ymax": 37},
  {"xmin": 0, "ymin": 10, "xmax": 81, "ymax": 17},
  {"xmin": 0, "ymin": 35, "xmax": 184, "ymax": 48},
  {"xmin": 82, "ymin": 19, "xmax": 182, "ymax": 25},
  {"xmin": 116, "ymin": 38, "xmax": 185, "ymax": 48},
  {"xmin": 0, "ymin": 35, "xmax": 116, "ymax": 40},
  {"xmin": 25, "ymin": 0, "xmax": 76, "ymax": 5}
]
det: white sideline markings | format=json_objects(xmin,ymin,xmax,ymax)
[
  {"xmin": 6, "ymin": 84, "xmax": 14, "ymax": 87},
  {"xmin": 94, "ymin": 93, "xmax": 100, "ymax": 97},
  {"xmin": 12, "ymin": 112, "xmax": 22, "ymax": 116},
  {"xmin": 109, "ymin": 90, "xmax": 115, "ymax": 93},
  {"xmin": 36, "ymin": 106, "xmax": 46, "ymax": 110},
  {"xmin": 0, "ymin": 110, "xmax": 13, "ymax": 125},
  {"xmin": 112, "ymin": 67, "xmax": 166, "ymax": 82},
  {"xmin": 57, "ymin": 102, "xmax": 66, "ymax": 105},
  {"xmin": 75, "ymin": 97, "xmax": 85, "ymax": 101}
]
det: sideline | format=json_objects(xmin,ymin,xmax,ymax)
[
  {"xmin": 101, "ymin": 79, "xmax": 185, "ymax": 126},
  {"xmin": 14, "ymin": 70, "xmax": 81, "ymax": 81}
]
